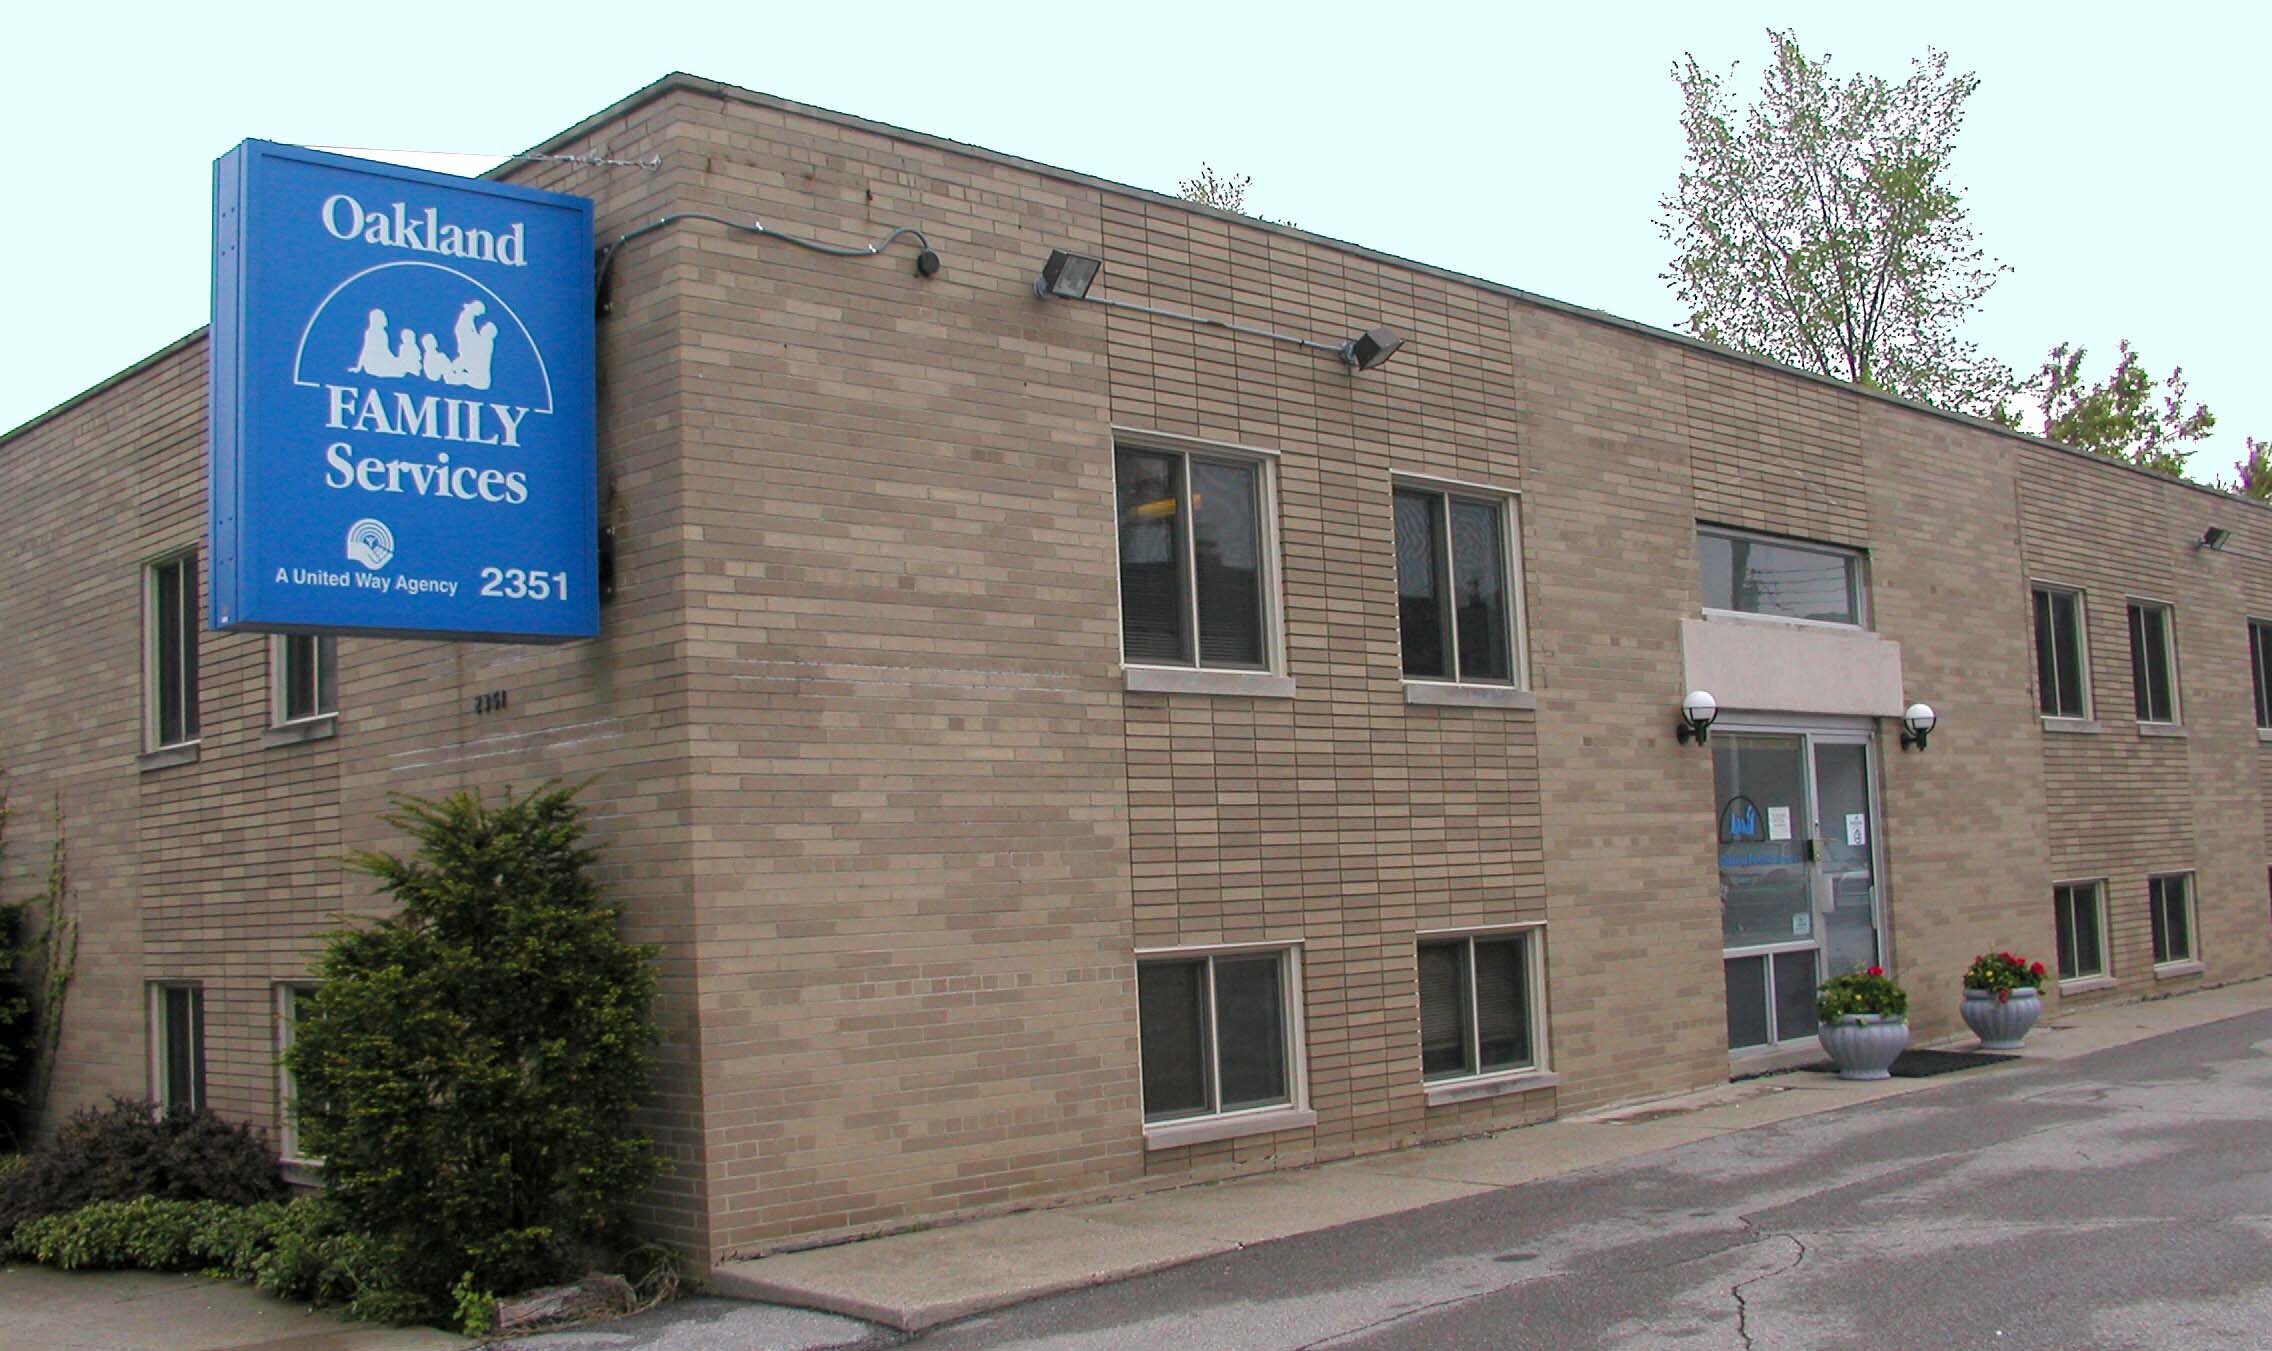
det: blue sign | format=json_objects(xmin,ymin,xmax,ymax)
[
  {"xmin": 1718, "ymin": 795, "xmax": 1765, "ymax": 844},
  {"xmin": 210, "ymin": 141, "xmax": 597, "ymax": 641}
]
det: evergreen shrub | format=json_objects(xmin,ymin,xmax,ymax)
[{"xmin": 284, "ymin": 783, "xmax": 660, "ymax": 1322}]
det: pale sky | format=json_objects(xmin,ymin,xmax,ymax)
[{"xmin": 5, "ymin": 2, "xmax": 2265, "ymax": 483}]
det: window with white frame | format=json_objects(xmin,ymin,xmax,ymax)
[
  {"xmin": 1417, "ymin": 927, "xmax": 1544, "ymax": 1081},
  {"xmin": 2128, "ymin": 601, "xmax": 2179, "ymax": 724},
  {"xmin": 270, "ymin": 635, "xmax": 338, "ymax": 726},
  {"xmin": 2249, "ymin": 620, "xmax": 2272, "ymax": 729},
  {"xmin": 145, "ymin": 553, "xmax": 200, "ymax": 749},
  {"xmin": 275, "ymin": 984, "xmax": 319, "ymax": 1164},
  {"xmin": 1395, "ymin": 485, "xmax": 1524, "ymax": 685},
  {"xmin": 2052, "ymin": 881, "xmax": 2107, "ymax": 983},
  {"xmin": 150, "ymin": 984, "xmax": 205, "ymax": 1113},
  {"xmin": 1698, "ymin": 527, "xmax": 1865, "ymax": 627},
  {"xmin": 2033, "ymin": 586, "xmax": 2090, "ymax": 719},
  {"xmin": 1114, "ymin": 443, "xmax": 1275, "ymax": 671},
  {"xmin": 1136, "ymin": 948, "xmax": 1298, "ymax": 1123},
  {"xmin": 2149, "ymin": 873, "xmax": 2197, "ymax": 967}
]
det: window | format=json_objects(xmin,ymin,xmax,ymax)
[
  {"xmin": 275, "ymin": 984, "xmax": 319, "ymax": 1164},
  {"xmin": 2128, "ymin": 601, "xmax": 2179, "ymax": 723},
  {"xmin": 1396, "ymin": 486, "xmax": 1521, "ymax": 684},
  {"xmin": 145, "ymin": 553, "xmax": 200, "ymax": 749},
  {"xmin": 2250, "ymin": 621, "xmax": 2272, "ymax": 729},
  {"xmin": 150, "ymin": 984, "xmax": 205, "ymax": 1112},
  {"xmin": 1698, "ymin": 528, "xmax": 1864, "ymax": 626},
  {"xmin": 2033, "ymin": 586, "xmax": 2089, "ymax": 719},
  {"xmin": 1417, "ymin": 929, "xmax": 1543, "ymax": 1081},
  {"xmin": 1136, "ymin": 948, "xmax": 1297, "ymax": 1123},
  {"xmin": 1114, "ymin": 444, "xmax": 1273, "ymax": 670},
  {"xmin": 2150, "ymin": 874, "xmax": 2197, "ymax": 967},
  {"xmin": 271, "ymin": 635, "xmax": 338, "ymax": 725},
  {"xmin": 2052, "ymin": 881, "xmax": 2107, "ymax": 982}
]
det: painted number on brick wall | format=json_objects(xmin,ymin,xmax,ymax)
[{"xmin": 472, "ymin": 690, "xmax": 509, "ymax": 715}]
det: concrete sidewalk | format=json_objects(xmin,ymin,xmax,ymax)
[
  {"xmin": 708, "ymin": 977, "xmax": 2272, "ymax": 1333},
  {"xmin": 0, "ymin": 1266, "xmax": 465, "ymax": 1351}
]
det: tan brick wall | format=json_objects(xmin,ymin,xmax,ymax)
[
  {"xmin": 8, "ymin": 76, "xmax": 2272, "ymax": 1267},
  {"xmin": 2016, "ymin": 445, "xmax": 2272, "ymax": 1006}
]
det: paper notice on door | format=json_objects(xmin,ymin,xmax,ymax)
[
  {"xmin": 1767, "ymin": 806, "xmax": 1792, "ymax": 841},
  {"xmin": 1846, "ymin": 813, "xmax": 1867, "ymax": 847},
  {"xmin": 1792, "ymin": 912, "xmax": 1812, "ymax": 937}
]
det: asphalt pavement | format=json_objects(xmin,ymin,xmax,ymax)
[
  {"xmin": 12, "ymin": 981, "xmax": 2269, "ymax": 1350},
  {"xmin": 504, "ymin": 978, "xmax": 2272, "ymax": 1350},
  {"xmin": 903, "ymin": 1007, "xmax": 2272, "ymax": 1348}
]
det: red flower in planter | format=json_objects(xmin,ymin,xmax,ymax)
[{"xmin": 1866, "ymin": 966, "xmax": 1884, "ymax": 978}]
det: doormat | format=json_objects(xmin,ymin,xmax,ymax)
[{"xmin": 1804, "ymin": 1048, "xmax": 2019, "ymax": 1078}]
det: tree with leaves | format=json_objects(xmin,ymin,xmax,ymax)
[
  {"xmin": 2221, "ymin": 436, "xmax": 2272, "ymax": 500},
  {"xmin": 2025, "ymin": 340, "xmax": 2214, "ymax": 478},
  {"xmin": 1659, "ymin": 30, "xmax": 2011, "ymax": 415},
  {"xmin": 286, "ymin": 783, "xmax": 659, "ymax": 1320}
]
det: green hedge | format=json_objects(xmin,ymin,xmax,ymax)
[{"xmin": 2, "ymin": 1195, "xmax": 390, "ymax": 1314}]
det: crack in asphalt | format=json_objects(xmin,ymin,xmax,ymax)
[{"xmin": 1728, "ymin": 1231, "xmax": 1807, "ymax": 1351}]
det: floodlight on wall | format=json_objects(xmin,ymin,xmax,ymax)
[
  {"xmin": 1676, "ymin": 690, "xmax": 1719, "ymax": 746},
  {"xmin": 1031, "ymin": 246, "xmax": 1406, "ymax": 373},
  {"xmin": 1340, "ymin": 327, "xmax": 1406, "ymax": 372},
  {"xmin": 2198, "ymin": 526, "xmax": 2232, "ymax": 552},
  {"xmin": 1900, "ymin": 702, "xmax": 1938, "ymax": 752},
  {"xmin": 1036, "ymin": 249, "xmax": 1102, "ymax": 300}
]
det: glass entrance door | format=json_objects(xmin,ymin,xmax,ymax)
[{"xmin": 1716, "ymin": 729, "xmax": 1883, "ymax": 1051}]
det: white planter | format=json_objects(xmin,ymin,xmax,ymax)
[
  {"xmin": 1961, "ymin": 986, "xmax": 2042, "ymax": 1050},
  {"xmin": 1817, "ymin": 1014, "xmax": 1909, "ymax": 1080}
]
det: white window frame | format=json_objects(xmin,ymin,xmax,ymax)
[
  {"xmin": 2149, "ymin": 872, "xmax": 2201, "ymax": 974},
  {"xmin": 274, "ymin": 983, "xmax": 320, "ymax": 1167},
  {"xmin": 1111, "ymin": 429, "xmax": 1290, "ymax": 695},
  {"xmin": 2031, "ymin": 583, "xmax": 2093, "ymax": 725},
  {"xmin": 2051, "ymin": 878, "xmax": 2113, "ymax": 991},
  {"xmin": 1133, "ymin": 940, "xmax": 1313, "ymax": 1150},
  {"xmin": 2126, "ymin": 597, "xmax": 2182, "ymax": 727},
  {"xmin": 148, "ymin": 982, "xmax": 205, "ymax": 1113},
  {"xmin": 143, "ymin": 551, "xmax": 200, "ymax": 752},
  {"xmin": 1698, "ymin": 525, "xmax": 1869, "ymax": 630},
  {"xmin": 268, "ymin": 634, "xmax": 338, "ymax": 728},
  {"xmin": 1392, "ymin": 474, "xmax": 1530, "ymax": 700},
  {"xmin": 1414, "ymin": 921, "xmax": 1554, "ymax": 1106}
]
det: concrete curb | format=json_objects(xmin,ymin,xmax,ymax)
[{"xmin": 710, "ymin": 976, "xmax": 2272, "ymax": 1333}]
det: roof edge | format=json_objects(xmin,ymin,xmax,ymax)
[
  {"xmin": 10, "ymin": 74, "xmax": 2263, "ymax": 512},
  {"xmin": 564, "ymin": 74, "xmax": 2261, "ymax": 513},
  {"xmin": 2, "ymin": 326, "xmax": 208, "ymax": 443}
]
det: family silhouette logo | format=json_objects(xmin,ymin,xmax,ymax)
[
  {"xmin": 346, "ymin": 518, "xmax": 396, "ymax": 571},
  {"xmin": 349, "ymin": 299, "xmax": 500, "ymax": 390},
  {"xmin": 1719, "ymin": 795, "xmax": 1765, "ymax": 844},
  {"xmin": 292, "ymin": 261, "xmax": 555, "ymax": 416}
]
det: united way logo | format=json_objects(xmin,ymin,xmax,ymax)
[
  {"xmin": 345, "ymin": 518, "xmax": 396, "ymax": 571},
  {"xmin": 1718, "ymin": 795, "xmax": 1765, "ymax": 844}
]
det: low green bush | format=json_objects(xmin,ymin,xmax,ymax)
[
  {"xmin": 0, "ymin": 1098, "xmax": 286, "ymax": 1231},
  {"xmin": 5, "ymin": 1196, "xmax": 273, "ymax": 1271}
]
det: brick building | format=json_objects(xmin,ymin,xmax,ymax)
[{"xmin": 4, "ymin": 73, "xmax": 2268, "ymax": 1266}]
